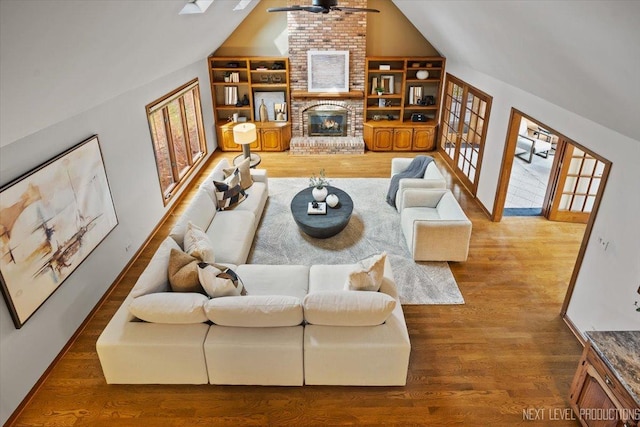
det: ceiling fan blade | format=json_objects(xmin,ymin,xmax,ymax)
[
  {"xmin": 267, "ymin": 5, "xmax": 327, "ymax": 13},
  {"xmin": 332, "ymin": 6, "xmax": 380, "ymax": 13}
]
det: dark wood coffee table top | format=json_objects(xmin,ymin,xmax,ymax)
[{"xmin": 290, "ymin": 186, "xmax": 353, "ymax": 239}]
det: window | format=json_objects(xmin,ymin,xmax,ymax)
[{"xmin": 146, "ymin": 79, "xmax": 207, "ymax": 204}]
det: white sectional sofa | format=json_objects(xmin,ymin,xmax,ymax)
[{"xmin": 97, "ymin": 158, "xmax": 411, "ymax": 386}]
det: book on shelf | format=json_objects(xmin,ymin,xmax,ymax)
[{"xmin": 225, "ymin": 86, "xmax": 238, "ymax": 105}]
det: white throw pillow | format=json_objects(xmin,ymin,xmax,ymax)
[
  {"xmin": 344, "ymin": 252, "xmax": 387, "ymax": 292},
  {"xmin": 223, "ymin": 157, "xmax": 253, "ymax": 190},
  {"xmin": 204, "ymin": 295, "xmax": 303, "ymax": 327},
  {"xmin": 198, "ymin": 263, "xmax": 246, "ymax": 297},
  {"xmin": 303, "ymin": 291, "xmax": 396, "ymax": 326},
  {"xmin": 128, "ymin": 292, "xmax": 209, "ymax": 324},
  {"xmin": 184, "ymin": 221, "xmax": 215, "ymax": 264}
]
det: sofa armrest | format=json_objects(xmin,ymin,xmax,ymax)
[
  {"xmin": 399, "ymin": 187, "xmax": 447, "ymax": 211},
  {"xmin": 436, "ymin": 192, "xmax": 470, "ymax": 221},
  {"xmin": 250, "ymin": 168, "xmax": 268, "ymax": 193},
  {"xmin": 391, "ymin": 158, "xmax": 412, "ymax": 177}
]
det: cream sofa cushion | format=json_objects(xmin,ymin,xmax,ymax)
[
  {"xmin": 303, "ymin": 291, "xmax": 396, "ymax": 326},
  {"xmin": 169, "ymin": 190, "xmax": 217, "ymax": 248},
  {"xmin": 204, "ymin": 295, "xmax": 303, "ymax": 327},
  {"xmin": 130, "ymin": 237, "xmax": 181, "ymax": 298},
  {"xmin": 129, "ymin": 292, "xmax": 208, "ymax": 324}
]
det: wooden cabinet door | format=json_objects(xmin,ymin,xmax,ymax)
[
  {"xmin": 412, "ymin": 127, "xmax": 435, "ymax": 151},
  {"xmin": 220, "ymin": 127, "xmax": 240, "ymax": 151},
  {"xmin": 260, "ymin": 128, "xmax": 282, "ymax": 151},
  {"xmin": 393, "ymin": 128, "xmax": 413, "ymax": 151},
  {"xmin": 373, "ymin": 128, "xmax": 393, "ymax": 151}
]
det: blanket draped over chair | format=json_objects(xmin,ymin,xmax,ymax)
[{"xmin": 386, "ymin": 155, "xmax": 434, "ymax": 208}]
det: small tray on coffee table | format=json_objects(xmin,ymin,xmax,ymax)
[{"xmin": 307, "ymin": 202, "xmax": 327, "ymax": 215}]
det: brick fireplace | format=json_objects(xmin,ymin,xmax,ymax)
[{"xmin": 287, "ymin": 0, "xmax": 367, "ymax": 154}]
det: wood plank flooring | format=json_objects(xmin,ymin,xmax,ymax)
[{"xmin": 9, "ymin": 151, "xmax": 586, "ymax": 426}]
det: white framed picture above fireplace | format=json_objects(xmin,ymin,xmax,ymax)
[{"xmin": 307, "ymin": 50, "xmax": 349, "ymax": 93}]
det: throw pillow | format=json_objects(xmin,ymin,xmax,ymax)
[
  {"xmin": 223, "ymin": 157, "xmax": 253, "ymax": 190},
  {"xmin": 129, "ymin": 292, "xmax": 209, "ymax": 324},
  {"xmin": 183, "ymin": 221, "xmax": 215, "ymax": 264},
  {"xmin": 167, "ymin": 249, "xmax": 203, "ymax": 293},
  {"xmin": 213, "ymin": 168, "xmax": 247, "ymax": 211},
  {"xmin": 197, "ymin": 262, "xmax": 247, "ymax": 298},
  {"xmin": 344, "ymin": 252, "xmax": 387, "ymax": 292}
]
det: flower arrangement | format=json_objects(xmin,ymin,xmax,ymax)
[{"xmin": 309, "ymin": 169, "xmax": 330, "ymax": 189}]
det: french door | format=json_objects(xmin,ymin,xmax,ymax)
[
  {"xmin": 439, "ymin": 74, "xmax": 492, "ymax": 195},
  {"xmin": 545, "ymin": 141, "xmax": 609, "ymax": 223}
]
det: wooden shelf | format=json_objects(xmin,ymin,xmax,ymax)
[{"xmin": 208, "ymin": 56, "xmax": 291, "ymax": 152}]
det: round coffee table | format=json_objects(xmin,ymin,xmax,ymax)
[{"xmin": 290, "ymin": 186, "xmax": 353, "ymax": 239}]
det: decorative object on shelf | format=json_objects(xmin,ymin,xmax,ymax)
[
  {"xmin": 379, "ymin": 99, "xmax": 386, "ymax": 108},
  {"xmin": 416, "ymin": 70, "xmax": 429, "ymax": 80},
  {"xmin": 309, "ymin": 169, "xmax": 330, "ymax": 202},
  {"xmin": 411, "ymin": 113, "xmax": 428, "ymax": 122},
  {"xmin": 381, "ymin": 75, "xmax": 394, "ymax": 94},
  {"xmin": 326, "ymin": 193, "xmax": 340, "ymax": 208},
  {"xmin": 271, "ymin": 74, "xmax": 283, "ymax": 84},
  {"xmin": 0, "ymin": 135, "xmax": 118, "ymax": 328},
  {"xmin": 375, "ymin": 87, "xmax": 384, "ymax": 96},
  {"xmin": 271, "ymin": 61, "xmax": 286, "ymax": 70},
  {"xmin": 242, "ymin": 94, "xmax": 250, "ymax": 105},
  {"xmin": 379, "ymin": 64, "xmax": 391, "ymax": 70},
  {"xmin": 373, "ymin": 115, "xmax": 382, "ymax": 121},
  {"xmin": 274, "ymin": 102, "xmax": 287, "ymax": 121},
  {"xmin": 227, "ymin": 62, "xmax": 239, "ymax": 68},
  {"xmin": 411, "ymin": 62, "xmax": 420, "ymax": 68},
  {"xmin": 259, "ymin": 99, "xmax": 268, "ymax": 122},
  {"xmin": 254, "ymin": 91, "xmax": 286, "ymax": 122}
]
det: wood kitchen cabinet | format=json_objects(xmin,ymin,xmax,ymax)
[{"xmin": 569, "ymin": 342, "xmax": 639, "ymax": 427}]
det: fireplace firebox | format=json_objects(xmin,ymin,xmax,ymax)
[{"xmin": 307, "ymin": 106, "xmax": 348, "ymax": 137}]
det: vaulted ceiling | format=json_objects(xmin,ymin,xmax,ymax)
[{"xmin": 1, "ymin": 0, "xmax": 639, "ymax": 147}]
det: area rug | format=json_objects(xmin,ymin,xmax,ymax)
[{"xmin": 248, "ymin": 178, "xmax": 464, "ymax": 305}]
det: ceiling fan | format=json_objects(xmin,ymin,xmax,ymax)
[{"xmin": 267, "ymin": 0, "xmax": 380, "ymax": 14}]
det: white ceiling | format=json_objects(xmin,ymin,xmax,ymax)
[
  {"xmin": 0, "ymin": 0, "xmax": 258, "ymax": 146},
  {"xmin": 392, "ymin": 0, "xmax": 640, "ymax": 142},
  {"xmin": 1, "ymin": 0, "xmax": 639, "ymax": 146}
]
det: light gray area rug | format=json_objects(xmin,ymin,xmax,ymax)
[{"xmin": 248, "ymin": 178, "xmax": 464, "ymax": 305}]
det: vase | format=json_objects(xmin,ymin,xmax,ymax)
[
  {"xmin": 312, "ymin": 187, "xmax": 328, "ymax": 202},
  {"xmin": 259, "ymin": 99, "xmax": 268, "ymax": 122},
  {"xmin": 326, "ymin": 193, "xmax": 339, "ymax": 208},
  {"xmin": 416, "ymin": 70, "xmax": 429, "ymax": 80}
]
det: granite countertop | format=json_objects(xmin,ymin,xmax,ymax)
[{"xmin": 586, "ymin": 330, "xmax": 640, "ymax": 406}]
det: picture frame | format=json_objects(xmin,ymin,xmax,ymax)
[
  {"xmin": 254, "ymin": 91, "xmax": 286, "ymax": 121},
  {"xmin": 0, "ymin": 135, "xmax": 118, "ymax": 328},
  {"xmin": 381, "ymin": 75, "xmax": 395, "ymax": 94},
  {"xmin": 307, "ymin": 50, "xmax": 349, "ymax": 93}
]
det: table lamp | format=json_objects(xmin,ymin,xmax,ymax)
[{"xmin": 232, "ymin": 123, "xmax": 261, "ymax": 167}]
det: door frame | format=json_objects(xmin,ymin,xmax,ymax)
[{"xmin": 493, "ymin": 108, "xmax": 612, "ymax": 320}]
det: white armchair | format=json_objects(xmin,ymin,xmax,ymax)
[
  {"xmin": 390, "ymin": 158, "xmax": 447, "ymax": 211},
  {"xmin": 399, "ymin": 188, "xmax": 472, "ymax": 262}
]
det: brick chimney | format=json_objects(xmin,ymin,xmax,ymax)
[{"xmin": 287, "ymin": 0, "xmax": 367, "ymax": 138}]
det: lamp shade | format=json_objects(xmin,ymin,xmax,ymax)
[{"xmin": 233, "ymin": 123, "xmax": 257, "ymax": 145}]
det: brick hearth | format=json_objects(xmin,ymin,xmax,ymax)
[{"xmin": 289, "ymin": 136, "xmax": 365, "ymax": 155}]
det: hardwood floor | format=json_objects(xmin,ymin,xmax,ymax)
[{"xmin": 9, "ymin": 151, "xmax": 586, "ymax": 426}]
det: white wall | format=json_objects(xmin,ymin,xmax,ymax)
[
  {"xmin": 0, "ymin": 59, "xmax": 216, "ymax": 424},
  {"xmin": 444, "ymin": 60, "xmax": 640, "ymax": 335}
]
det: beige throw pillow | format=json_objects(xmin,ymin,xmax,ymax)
[
  {"xmin": 167, "ymin": 249, "xmax": 203, "ymax": 293},
  {"xmin": 184, "ymin": 221, "xmax": 215, "ymax": 264},
  {"xmin": 344, "ymin": 252, "xmax": 387, "ymax": 292},
  {"xmin": 223, "ymin": 157, "xmax": 253, "ymax": 190}
]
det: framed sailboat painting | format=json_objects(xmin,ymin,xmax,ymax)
[{"xmin": 0, "ymin": 135, "xmax": 118, "ymax": 328}]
